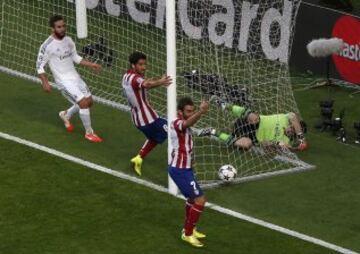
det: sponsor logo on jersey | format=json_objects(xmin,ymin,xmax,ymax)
[{"xmin": 59, "ymin": 50, "xmax": 72, "ymax": 60}]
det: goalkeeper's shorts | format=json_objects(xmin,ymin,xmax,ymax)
[{"xmin": 232, "ymin": 117, "xmax": 258, "ymax": 144}]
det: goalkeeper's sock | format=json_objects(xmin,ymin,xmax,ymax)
[
  {"xmin": 185, "ymin": 203, "xmax": 204, "ymax": 236},
  {"xmin": 217, "ymin": 132, "xmax": 237, "ymax": 146},
  {"xmin": 217, "ymin": 132, "xmax": 231, "ymax": 143},
  {"xmin": 79, "ymin": 108, "xmax": 93, "ymax": 134},
  {"xmin": 231, "ymin": 105, "xmax": 247, "ymax": 118},
  {"xmin": 139, "ymin": 139, "xmax": 157, "ymax": 159},
  {"xmin": 65, "ymin": 104, "xmax": 79, "ymax": 119}
]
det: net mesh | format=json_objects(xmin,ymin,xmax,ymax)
[{"xmin": 0, "ymin": 0, "xmax": 311, "ymax": 187}]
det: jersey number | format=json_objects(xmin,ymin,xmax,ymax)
[{"xmin": 190, "ymin": 181, "xmax": 199, "ymax": 196}]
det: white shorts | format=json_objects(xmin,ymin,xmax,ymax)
[{"xmin": 59, "ymin": 78, "xmax": 92, "ymax": 104}]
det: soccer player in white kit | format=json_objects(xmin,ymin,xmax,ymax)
[{"xmin": 36, "ymin": 15, "xmax": 102, "ymax": 143}]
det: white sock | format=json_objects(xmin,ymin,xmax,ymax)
[
  {"xmin": 65, "ymin": 104, "xmax": 79, "ymax": 119},
  {"xmin": 79, "ymin": 108, "xmax": 93, "ymax": 134}
]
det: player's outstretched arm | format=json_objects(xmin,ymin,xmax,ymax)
[
  {"xmin": 143, "ymin": 75, "xmax": 172, "ymax": 89},
  {"xmin": 288, "ymin": 112, "xmax": 308, "ymax": 151},
  {"xmin": 288, "ymin": 113, "xmax": 303, "ymax": 135},
  {"xmin": 79, "ymin": 59, "xmax": 102, "ymax": 74},
  {"xmin": 183, "ymin": 100, "xmax": 209, "ymax": 129},
  {"xmin": 68, "ymin": 37, "xmax": 102, "ymax": 74}
]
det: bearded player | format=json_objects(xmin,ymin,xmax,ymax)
[
  {"xmin": 122, "ymin": 52, "xmax": 172, "ymax": 175},
  {"xmin": 36, "ymin": 15, "xmax": 102, "ymax": 142},
  {"xmin": 169, "ymin": 97, "xmax": 209, "ymax": 248}
]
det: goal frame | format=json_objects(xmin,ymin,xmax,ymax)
[{"xmin": 0, "ymin": 0, "xmax": 315, "ymax": 192}]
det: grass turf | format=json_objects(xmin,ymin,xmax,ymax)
[
  {"xmin": 0, "ymin": 138, "xmax": 339, "ymax": 254},
  {"xmin": 0, "ymin": 1, "xmax": 359, "ymax": 251},
  {"xmin": 0, "ymin": 72, "xmax": 359, "ymax": 253}
]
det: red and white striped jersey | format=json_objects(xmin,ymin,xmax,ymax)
[
  {"xmin": 122, "ymin": 69, "xmax": 159, "ymax": 127},
  {"xmin": 169, "ymin": 118, "xmax": 193, "ymax": 169}
]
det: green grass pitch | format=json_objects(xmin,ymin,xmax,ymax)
[
  {"xmin": 0, "ymin": 0, "xmax": 360, "ymax": 252},
  {"xmin": 0, "ymin": 72, "xmax": 360, "ymax": 253},
  {"xmin": 0, "ymin": 0, "xmax": 307, "ymax": 182}
]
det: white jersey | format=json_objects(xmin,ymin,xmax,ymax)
[{"xmin": 36, "ymin": 35, "xmax": 83, "ymax": 84}]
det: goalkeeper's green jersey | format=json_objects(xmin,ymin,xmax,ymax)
[{"xmin": 256, "ymin": 114, "xmax": 290, "ymax": 144}]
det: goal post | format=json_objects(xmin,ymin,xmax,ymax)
[
  {"xmin": 166, "ymin": 0, "xmax": 179, "ymax": 195},
  {"xmin": 73, "ymin": 0, "xmax": 178, "ymax": 195},
  {"xmin": 0, "ymin": 0, "xmax": 314, "ymax": 190},
  {"xmin": 75, "ymin": 0, "xmax": 87, "ymax": 39}
]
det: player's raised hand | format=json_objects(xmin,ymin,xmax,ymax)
[
  {"xmin": 199, "ymin": 100, "xmax": 209, "ymax": 114},
  {"xmin": 159, "ymin": 75, "xmax": 172, "ymax": 87},
  {"xmin": 42, "ymin": 81, "xmax": 52, "ymax": 93},
  {"xmin": 80, "ymin": 59, "xmax": 102, "ymax": 73}
]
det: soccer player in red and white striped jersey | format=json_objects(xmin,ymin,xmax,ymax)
[
  {"xmin": 168, "ymin": 97, "xmax": 209, "ymax": 248},
  {"xmin": 169, "ymin": 117, "xmax": 193, "ymax": 169},
  {"xmin": 122, "ymin": 52, "xmax": 172, "ymax": 176}
]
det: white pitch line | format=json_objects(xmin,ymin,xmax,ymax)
[{"xmin": 0, "ymin": 131, "xmax": 358, "ymax": 254}]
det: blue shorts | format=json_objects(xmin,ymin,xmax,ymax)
[
  {"xmin": 168, "ymin": 166, "xmax": 203, "ymax": 199},
  {"xmin": 137, "ymin": 118, "xmax": 167, "ymax": 144}
]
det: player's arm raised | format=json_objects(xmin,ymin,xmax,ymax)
[
  {"xmin": 36, "ymin": 44, "xmax": 52, "ymax": 93},
  {"xmin": 183, "ymin": 100, "xmax": 209, "ymax": 129},
  {"xmin": 79, "ymin": 59, "xmax": 102, "ymax": 73},
  {"xmin": 142, "ymin": 75, "xmax": 172, "ymax": 89},
  {"xmin": 69, "ymin": 38, "xmax": 102, "ymax": 73}
]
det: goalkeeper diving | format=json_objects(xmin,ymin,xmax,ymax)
[{"xmin": 204, "ymin": 97, "xmax": 308, "ymax": 151}]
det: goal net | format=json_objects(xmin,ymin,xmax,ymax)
[{"xmin": 0, "ymin": 0, "xmax": 313, "ymax": 188}]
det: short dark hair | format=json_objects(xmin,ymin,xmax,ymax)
[
  {"xmin": 177, "ymin": 97, "xmax": 194, "ymax": 111},
  {"xmin": 49, "ymin": 15, "xmax": 64, "ymax": 28},
  {"xmin": 129, "ymin": 51, "xmax": 147, "ymax": 65}
]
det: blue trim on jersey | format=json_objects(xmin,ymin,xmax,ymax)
[
  {"xmin": 168, "ymin": 166, "xmax": 203, "ymax": 199},
  {"xmin": 137, "ymin": 118, "xmax": 168, "ymax": 144}
]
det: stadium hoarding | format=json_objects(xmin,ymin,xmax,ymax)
[
  {"xmin": 290, "ymin": 2, "xmax": 360, "ymax": 85},
  {"xmin": 65, "ymin": 0, "xmax": 360, "ymax": 85},
  {"xmin": 66, "ymin": 0, "xmax": 300, "ymax": 64}
]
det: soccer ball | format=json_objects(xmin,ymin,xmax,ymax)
[{"xmin": 218, "ymin": 164, "xmax": 237, "ymax": 182}]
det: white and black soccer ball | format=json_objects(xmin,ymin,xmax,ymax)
[{"xmin": 218, "ymin": 164, "xmax": 237, "ymax": 182}]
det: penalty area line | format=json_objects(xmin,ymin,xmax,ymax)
[{"xmin": 0, "ymin": 131, "xmax": 358, "ymax": 254}]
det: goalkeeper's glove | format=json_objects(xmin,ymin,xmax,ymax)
[
  {"xmin": 296, "ymin": 133, "xmax": 308, "ymax": 151},
  {"xmin": 197, "ymin": 127, "xmax": 217, "ymax": 137},
  {"xmin": 297, "ymin": 141, "xmax": 308, "ymax": 151}
]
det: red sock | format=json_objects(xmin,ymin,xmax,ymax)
[
  {"xmin": 185, "ymin": 203, "xmax": 204, "ymax": 236},
  {"xmin": 184, "ymin": 199, "xmax": 194, "ymax": 228},
  {"xmin": 139, "ymin": 140, "xmax": 157, "ymax": 159}
]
